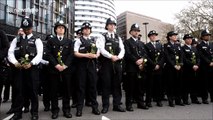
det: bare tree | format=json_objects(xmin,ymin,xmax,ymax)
[{"xmin": 175, "ymin": 0, "xmax": 213, "ymax": 40}]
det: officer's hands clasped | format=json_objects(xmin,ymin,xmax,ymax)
[
  {"xmin": 14, "ymin": 62, "xmax": 32, "ymax": 69},
  {"xmin": 111, "ymin": 55, "xmax": 119, "ymax": 62}
]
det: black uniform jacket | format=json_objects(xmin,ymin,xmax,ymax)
[
  {"xmin": 164, "ymin": 42, "xmax": 183, "ymax": 68},
  {"xmin": 145, "ymin": 41, "xmax": 164, "ymax": 71},
  {"xmin": 182, "ymin": 45, "xmax": 200, "ymax": 69},
  {"xmin": 197, "ymin": 41, "xmax": 213, "ymax": 67},
  {"xmin": 46, "ymin": 37, "xmax": 74, "ymax": 74},
  {"xmin": 124, "ymin": 37, "xmax": 148, "ymax": 72}
]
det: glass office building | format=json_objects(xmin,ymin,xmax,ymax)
[{"xmin": 0, "ymin": 0, "xmax": 75, "ymax": 40}]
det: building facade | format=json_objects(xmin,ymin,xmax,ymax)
[
  {"xmin": 0, "ymin": 0, "xmax": 75, "ymax": 41},
  {"xmin": 74, "ymin": 0, "xmax": 116, "ymax": 37},
  {"xmin": 117, "ymin": 11, "xmax": 174, "ymax": 43}
]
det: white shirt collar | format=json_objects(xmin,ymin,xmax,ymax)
[
  {"xmin": 150, "ymin": 41, "xmax": 156, "ymax": 44},
  {"xmin": 107, "ymin": 31, "xmax": 115, "ymax": 38},
  {"xmin": 24, "ymin": 33, "xmax": 33, "ymax": 39},
  {"xmin": 203, "ymin": 40, "xmax": 209, "ymax": 44},
  {"xmin": 57, "ymin": 35, "xmax": 64, "ymax": 40},
  {"xmin": 131, "ymin": 37, "xmax": 138, "ymax": 41},
  {"xmin": 186, "ymin": 44, "xmax": 191, "ymax": 48},
  {"xmin": 170, "ymin": 41, "xmax": 175, "ymax": 45},
  {"xmin": 83, "ymin": 36, "xmax": 91, "ymax": 40}
]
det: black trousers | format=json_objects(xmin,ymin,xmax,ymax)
[
  {"xmin": 165, "ymin": 66, "xmax": 182, "ymax": 102},
  {"xmin": 76, "ymin": 60, "xmax": 98, "ymax": 110},
  {"xmin": 199, "ymin": 66, "xmax": 212, "ymax": 101},
  {"xmin": 146, "ymin": 69, "xmax": 163, "ymax": 103},
  {"xmin": 125, "ymin": 71, "xmax": 146, "ymax": 106},
  {"xmin": 0, "ymin": 65, "xmax": 10, "ymax": 103},
  {"xmin": 49, "ymin": 70, "xmax": 71, "ymax": 114},
  {"xmin": 70, "ymin": 65, "xmax": 78, "ymax": 105},
  {"xmin": 40, "ymin": 65, "xmax": 51, "ymax": 109},
  {"xmin": 12, "ymin": 66, "xmax": 39, "ymax": 116},
  {"xmin": 182, "ymin": 69, "xmax": 199, "ymax": 102},
  {"xmin": 99, "ymin": 60, "xmax": 122, "ymax": 108}
]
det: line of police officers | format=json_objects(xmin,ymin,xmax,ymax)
[{"xmin": 0, "ymin": 16, "xmax": 212, "ymax": 120}]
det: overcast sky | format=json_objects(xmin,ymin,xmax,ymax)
[{"xmin": 114, "ymin": 0, "xmax": 198, "ymax": 24}]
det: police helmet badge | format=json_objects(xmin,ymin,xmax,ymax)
[
  {"xmin": 59, "ymin": 20, "xmax": 64, "ymax": 24},
  {"xmin": 135, "ymin": 24, "xmax": 139, "ymax": 28},
  {"xmin": 23, "ymin": 19, "xmax": 29, "ymax": 27}
]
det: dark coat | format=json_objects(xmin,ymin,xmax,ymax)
[
  {"xmin": 164, "ymin": 42, "xmax": 183, "ymax": 69},
  {"xmin": 46, "ymin": 37, "xmax": 74, "ymax": 74},
  {"xmin": 124, "ymin": 37, "xmax": 148, "ymax": 72},
  {"xmin": 145, "ymin": 41, "xmax": 164, "ymax": 71}
]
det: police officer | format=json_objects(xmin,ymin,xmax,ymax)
[
  {"xmin": 196, "ymin": 29, "xmax": 213, "ymax": 104},
  {"xmin": 97, "ymin": 18, "xmax": 125, "ymax": 113},
  {"xmin": 164, "ymin": 31, "xmax": 184, "ymax": 107},
  {"xmin": 46, "ymin": 20, "xmax": 73, "ymax": 119},
  {"xmin": 145, "ymin": 30, "xmax": 164, "ymax": 107},
  {"xmin": 124, "ymin": 23, "xmax": 149, "ymax": 111},
  {"xmin": 182, "ymin": 34, "xmax": 201, "ymax": 105},
  {"xmin": 8, "ymin": 17, "xmax": 43, "ymax": 120},
  {"xmin": 0, "ymin": 29, "xmax": 9, "ymax": 106},
  {"xmin": 74, "ymin": 22, "xmax": 100, "ymax": 117}
]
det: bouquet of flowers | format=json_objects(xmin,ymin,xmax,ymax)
[
  {"xmin": 155, "ymin": 52, "xmax": 160, "ymax": 63},
  {"xmin": 191, "ymin": 52, "xmax": 196, "ymax": 64},
  {"xmin": 90, "ymin": 43, "xmax": 97, "ymax": 54},
  {"xmin": 57, "ymin": 51, "xmax": 64, "ymax": 66},
  {"xmin": 175, "ymin": 55, "xmax": 180, "ymax": 65},
  {"xmin": 20, "ymin": 54, "xmax": 30, "ymax": 65}
]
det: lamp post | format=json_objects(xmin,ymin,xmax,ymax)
[{"xmin": 143, "ymin": 22, "xmax": 149, "ymax": 43}]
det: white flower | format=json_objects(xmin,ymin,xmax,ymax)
[
  {"xmin": 176, "ymin": 56, "xmax": 179, "ymax": 60},
  {"xmin": 25, "ymin": 54, "xmax": 29, "ymax": 59},
  {"xmin": 91, "ymin": 43, "xmax": 96, "ymax": 47},
  {"xmin": 109, "ymin": 46, "xmax": 112, "ymax": 50},
  {"xmin": 157, "ymin": 52, "xmax": 160, "ymax": 55},
  {"xmin": 192, "ymin": 52, "xmax": 195, "ymax": 55},
  {"xmin": 144, "ymin": 59, "xmax": 147, "ymax": 63}
]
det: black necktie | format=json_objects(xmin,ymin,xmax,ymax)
[
  {"xmin": 59, "ymin": 37, "xmax": 62, "ymax": 41},
  {"xmin": 25, "ymin": 36, "xmax": 28, "ymax": 40},
  {"xmin": 111, "ymin": 34, "xmax": 113, "ymax": 39}
]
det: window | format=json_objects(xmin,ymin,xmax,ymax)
[
  {"xmin": 17, "ymin": 0, "xmax": 23, "ymax": 10},
  {"xmin": 15, "ymin": 16, "xmax": 22, "ymax": 27},
  {"xmin": 42, "ymin": 23, "xmax": 47, "ymax": 34},
  {"xmin": 7, "ymin": 1, "xmax": 15, "ymax": 7},
  {"xmin": 7, "ymin": 14, "xmax": 15, "ymax": 25}
]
